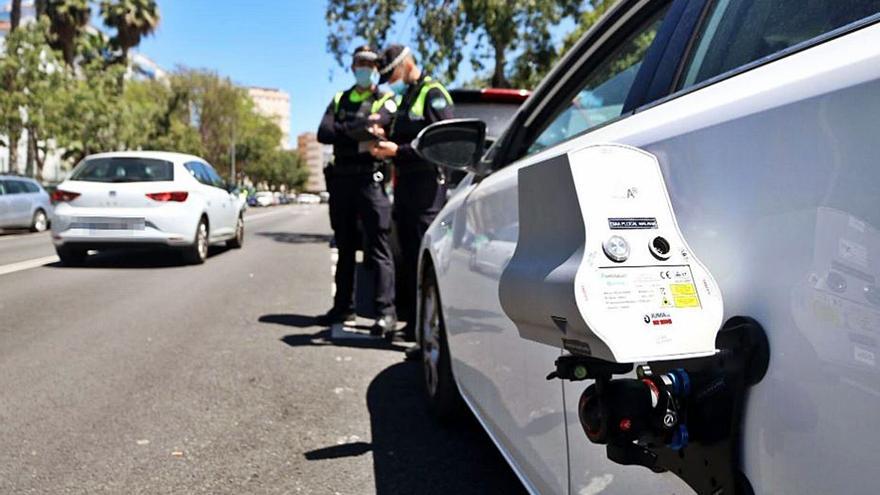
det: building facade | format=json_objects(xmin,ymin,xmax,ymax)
[
  {"xmin": 297, "ymin": 132, "xmax": 328, "ymax": 192},
  {"xmin": 247, "ymin": 87, "xmax": 291, "ymax": 150}
]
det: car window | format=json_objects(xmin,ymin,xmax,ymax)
[
  {"xmin": 680, "ymin": 0, "xmax": 880, "ymax": 89},
  {"xmin": 71, "ymin": 158, "xmax": 174, "ymax": 183},
  {"xmin": 202, "ymin": 164, "xmax": 225, "ymax": 188},
  {"xmin": 23, "ymin": 181, "xmax": 40, "ymax": 193},
  {"xmin": 525, "ymin": 7, "xmax": 669, "ymax": 156},
  {"xmin": 1, "ymin": 180, "xmax": 26, "ymax": 194},
  {"xmin": 184, "ymin": 162, "xmax": 210, "ymax": 185}
]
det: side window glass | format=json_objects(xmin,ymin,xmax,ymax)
[
  {"xmin": 526, "ymin": 7, "xmax": 669, "ymax": 156},
  {"xmin": 24, "ymin": 182, "xmax": 40, "ymax": 193},
  {"xmin": 5, "ymin": 180, "xmax": 26, "ymax": 194},
  {"xmin": 185, "ymin": 162, "xmax": 209, "ymax": 185},
  {"xmin": 681, "ymin": 0, "xmax": 880, "ymax": 89},
  {"xmin": 203, "ymin": 164, "xmax": 225, "ymax": 188}
]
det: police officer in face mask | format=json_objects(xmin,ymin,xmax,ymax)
[
  {"xmin": 317, "ymin": 45, "xmax": 398, "ymax": 335},
  {"xmin": 370, "ymin": 45, "xmax": 454, "ymax": 341}
]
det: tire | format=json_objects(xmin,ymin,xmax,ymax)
[
  {"xmin": 226, "ymin": 214, "xmax": 244, "ymax": 249},
  {"xmin": 183, "ymin": 217, "xmax": 209, "ymax": 265},
  {"xmin": 30, "ymin": 209, "xmax": 49, "ymax": 233},
  {"xmin": 55, "ymin": 245, "xmax": 87, "ymax": 266},
  {"xmin": 420, "ymin": 266, "xmax": 465, "ymax": 421}
]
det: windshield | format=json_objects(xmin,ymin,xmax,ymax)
[{"xmin": 70, "ymin": 157, "xmax": 174, "ymax": 183}]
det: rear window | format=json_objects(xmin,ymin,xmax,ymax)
[
  {"xmin": 71, "ymin": 158, "xmax": 174, "ymax": 183},
  {"xmin": 453, "ymin": 102, "xmax": 521, "ymax": 138}
]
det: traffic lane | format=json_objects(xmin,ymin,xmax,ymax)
[
  {"xmin": 0, "ymin": 204, "xmax": 525, "ymax": 494},
  {"xmin": 0, "ymin": 204, "xmax": 301, "ymax": 270}
]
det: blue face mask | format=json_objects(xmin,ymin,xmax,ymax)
[
  {"xmin": 389, "ymin": 79, "xmax": 407, "ymax": 96},
  {"xmin": 354, "ymin": 67, "xmax": 377, "ymax": 88}
]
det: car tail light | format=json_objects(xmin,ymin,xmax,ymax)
[
  {"xmin": 146, "ymin": 191, "xmax": 188, "ymax": 202},
  {"xmin": 52, "ymin": 190, "xmax": 81, "ymax": 202}
]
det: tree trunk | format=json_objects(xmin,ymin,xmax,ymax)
[
  {"xmin": 35, "ymin": 0, "xmax": 46, "ymax": 18},
  {"xmin": 25, "ymin": 130, "xmax": 35, "ymax": 178},
  {"xmin": 491, "ymin": 41, "xmax": 510, "ymax": 88},
  {"xmin": 10, "ymin": 0, "xmax": 21, "ymax": 30},
  {"xmin": 8, "ymin": 130, "xmax": 20, "ymax": 174}
]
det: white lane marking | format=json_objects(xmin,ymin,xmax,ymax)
[
  {"xmin": 0, "ymin": 255, "xmax": 59, "ymax": 276},
  {"xmin": 245, "ymin": 206, "xmax": 315, "ymax": 222}
]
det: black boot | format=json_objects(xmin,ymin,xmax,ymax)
[{"xmin": 316, "ymin": 309, "xmax": 356, "ymax": 327}]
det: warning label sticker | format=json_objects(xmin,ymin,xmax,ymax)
[
  {"xmin": 598, "ymin": 265, "xmax": 701, "ymax": 311},
  {"xmin": 608, "ymin": 217, "xmax": 658, "ymax": 230}
]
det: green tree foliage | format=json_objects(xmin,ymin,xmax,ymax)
[
  {"xmin": 99, "ymin": 0, "xmax": 160, "ymax": 63},
  {"xmin": 0, "ymin": 20, "xmax": 67, "ymax": 178},
  {"xmin": 45, "ymin": 0, "xmax": 92, "ymax": 66},
  {"xmin": 561, "ymin": 0, "xmax": 617, "ymax": 53},
  {"xmin": 325, "ymin": 0, "xmax": 581, "ymax": 89}
]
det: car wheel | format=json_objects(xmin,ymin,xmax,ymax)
[
  {"xmin": 183, "ymin": 217, "xmax": 209, "ymax": 265},
  {"xmin": 226, "ymin": 214, "xmax": 244, "ymax": 249},
  {"xmin": 55, "ymin": 245, "xmax": 87, "ymax": 266},
  {"xmin": 420, "ymin": 266, "xmax": 465, "ymax": 421},
  {"xmin": 30, "ymin": 209, "xmax": 48, "ymax": 232}
]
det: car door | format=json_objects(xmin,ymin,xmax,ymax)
[
  {"xmin": 202, "ymin": 163, "xmax": 236, "ymax": 236},
  {"xmin": 185, "ymin": 162, "xmax": 229, "ymax": 239},
  {"xmin": 2, "ymin": 180, "xmax": 32, "ymax": 227},
  {"xmin": 486, "ymin": 1, "xmax": 880, "ymax": 493},
  {"xmin": 0, "ymin": 181, "xmax": 9, "ymax": 227}
]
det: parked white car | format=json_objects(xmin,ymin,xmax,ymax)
[
  {"xmin": 296, "ymin": 193, "xmax": 321, "ymax": 204},
  {"xmin": 0, "ymin": 175, "xmax": 52, "ymax": 232},
  {"xmin": 51, "ymin": 151, "xmax": 246, "ymax": 265},
  {"xmin": 254, "ymin": 191, "xmax": 274, "ymax": 207},
  {"xmin": 413, "ymin": 1, "xmax": 880, "ymax": 494}
]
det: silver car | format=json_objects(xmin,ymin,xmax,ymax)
[
  {"xmin": 413, "ymin": 1, "xmax": 880, "ymax": 494},
  {"xmin": 0, "ymin": 175, "xmax": 52, "ymax": 232}
]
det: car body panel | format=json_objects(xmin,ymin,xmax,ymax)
[{"xmin": 421, "ymin": 15, "xmax": 880, "ymax": 495}]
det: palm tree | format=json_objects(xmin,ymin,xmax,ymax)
[
  {"xmin": 99, "ymin": 0, "xmax": 160, "ymax": 64},
  {"xmin": 45, "ymin": 0, "xmax": 92, "ymax": 66}
]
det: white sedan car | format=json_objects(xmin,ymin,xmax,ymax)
[{"xmin": 51, "ymin": 151, "xmax": 246, "ymax": 265}]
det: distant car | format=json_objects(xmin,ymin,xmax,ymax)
[
  {"xmin": 0, "ymin": 175, "xmax": 53, "ymax": 232},
  {"xmin": 51, "ymin": 151, "xmax": 246, "ymax": 265},
  {"xmin": 297, "ymin": 193, "xmax": 321, "ymax": 204},
  {"xmin": 254, "ymin": 191, "xmax": 274, "ymax": 207}
]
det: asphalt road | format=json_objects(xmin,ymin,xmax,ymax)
[{"xmin": 0, "ymin": 205, "xmax": 526, "ymax": 495}]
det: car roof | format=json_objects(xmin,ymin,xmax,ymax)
[
  {"xmin": 0, "ymin": 174, "xmax": 39, "ymax": 182},
  {"xmin": 82, "ymin": 151, "xmax": 206, "ymax": 164}
]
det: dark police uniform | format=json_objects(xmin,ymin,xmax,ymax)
[
  {"xmin": 388, "ymin": 75, "xmax": 454, "ymax": 330},
  {"xmin": 318, "ymin": 86, "xmax": 397, "ymax": 320}
]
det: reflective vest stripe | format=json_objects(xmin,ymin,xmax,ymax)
[{"xmin": 410, "ymin": 77, "xmax": 452, "ymax": 117}]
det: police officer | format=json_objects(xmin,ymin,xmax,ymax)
[
  {"xmin": 317, "ymin": 45, "xmax": 398, "ymax": 335},
  {"xmin": 370, "ymin": 45, "xmax": 454, "ymax": 341}
]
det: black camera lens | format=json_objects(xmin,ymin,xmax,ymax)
[{"xmin": 650, "ymin": 236, "xmax": 671, "ymax": 260}]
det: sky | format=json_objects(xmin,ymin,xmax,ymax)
[{"xmin": 135, "ymin": 1, "xmax": 576, "ymax": 149}]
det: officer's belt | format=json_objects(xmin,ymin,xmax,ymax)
[{"xmin": 332, "ymin": 163, "xmax": 378, "ymax": 175}]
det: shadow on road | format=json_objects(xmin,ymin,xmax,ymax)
[
  {"xmin": 303, "ymin": 362, "xmax": 528, "ymax": 495},
  {"xmin": 256, "ymin": 232, "xmax": 333, "ymax": 245},
  {"xmin": 259, "ymin": 314, "xmax": 409, "ymax": 352},
  {"xmin": 48, "ymin": 246, "xmax": 230, "ymax": 269}
]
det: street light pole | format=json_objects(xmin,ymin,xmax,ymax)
[{"xmin": 230, "ymin": 121, "xmax": 236, "ymax": 186}]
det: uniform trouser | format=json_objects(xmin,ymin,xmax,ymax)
[
  {"xmin": 393, "ymin": 171, "xmax": 447, "ymax": 326},
  {"xmin": 328, "ymin": 172, "xmax": 395, "ymax": 317}
]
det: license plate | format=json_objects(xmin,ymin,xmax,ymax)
[{"xmin": 72, "ymin": 217, "xmax": 146, "ymax": 232}]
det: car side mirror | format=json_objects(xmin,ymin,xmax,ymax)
[{"xmin": 413, "ymin": 118, "xmax": 486, "ymax": 173}]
